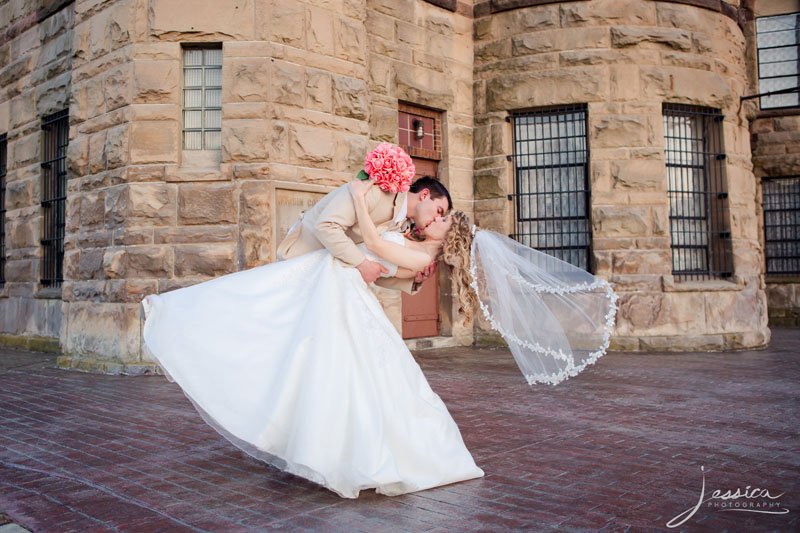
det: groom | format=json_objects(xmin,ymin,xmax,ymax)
[{"xmin": 277, "ymin": 176, "xmax": 452, "ymax": 294}]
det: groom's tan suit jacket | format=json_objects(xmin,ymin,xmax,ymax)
[{"xmin": 276, "ymin": 180, "xmax": 417, "ymax": 294}]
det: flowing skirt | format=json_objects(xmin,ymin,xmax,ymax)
[{"xmin": 141, "ymin": 249, "xmax": 484, "ymax": 498}]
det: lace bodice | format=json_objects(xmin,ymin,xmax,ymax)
[{"xmin": 357, "ymin": 231, "xmax": 406, "ymax": 278}]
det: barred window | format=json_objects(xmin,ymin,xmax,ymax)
[
  {"xmin": 763, "ymin": 177, "xmax": 800, "ymax": 275},
  {"xmin": 756, "ymin": 13, "xmax": 799, "ymax": 109},
  {"xmin": 663, "ymin": 103, "xmax": 732, "ymax": 280},
  {"xmin": 0, "ymin": 133, "xmax": 6, "ymax": 287},
  {"xmin": 510, "ymin": 104, "xmax": 591, "ymax": 271},
  {"xmin": 41, "ymin": 110, "xmax": 68, "ymax": 288},
  {"xmin": 182, "ymin": 46, "xmax": 222, "ymax": 150}
]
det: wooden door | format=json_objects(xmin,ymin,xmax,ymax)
[
  {"xmin": 401, "ymin": 155, "xmax": 440, "ymax": 339},
  {"xmin": 399, "ymin": 104, "xmax": 443, "ymax": 339}
]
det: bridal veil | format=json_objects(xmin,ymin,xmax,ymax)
[{"xmin": 469, "ymin": 227, "xmax": 618, "ymax": 386}]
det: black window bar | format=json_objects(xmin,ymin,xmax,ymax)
[
  {"xmin": 508, "ymin": 104, "xmax": 592, "ymax": 271},
  {"xmin": 755, "ymin": 13, "xmax": 799, "ymax": 110},
  {"xmin": 0, "ymin": 133, "xmax": 6, "ymax": 287},
  {"xmin": 41, "ymin": 110, "xmax": 69, "ymax": 288},
  {"xmin": 663, "ymin": 103, "xmax": 732, "ymax": 281},
  {"xmin": 763, "ymin": 177, "xmax": 800, "ymax": 275}
]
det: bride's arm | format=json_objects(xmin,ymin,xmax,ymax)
[
  {"xmin": 349, "ymin": 180, "xmax": 382, "ymax": 250},
  {"xmin": 349, "ymin": 180, "xmax": 433, "ymax": 273}
]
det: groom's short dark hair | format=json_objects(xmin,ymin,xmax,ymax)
[{"xmin": 410, "ymin": 176, "xmax": 452, "ymax": 211}]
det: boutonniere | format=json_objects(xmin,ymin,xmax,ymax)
[{"xmin": 405, "ymin": 220, "xmax": 425, "ymax": 242}]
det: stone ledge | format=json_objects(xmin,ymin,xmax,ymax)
[
  {"xmin": 610, "ymin": 328, "xmax": 771, "ymax": 351},
  {"xmin": 166, "ymin": 166, "xmax": 226, "ymax": 182},
  {"xmin": 477, "ymin": 330, "xmax": 771, "ymax": 352},
  {"xmin": 662, "ymin": 276, "xmax": 743, "ymax": 292},
  {"xmin": 768, "ymin": 315, "xmax": 800, "ymax": 327},
  {"xmin": 473, "ymin": 0, "xmax": 743, "ymax": 28},
  {"xmin": 35, "ymin": 286, "xmax": 64, "ymax": 299},
  {"xmin": 424, "ymin": 0, "xmax": 457, "ymax": 12},
  {"xmin": 768, "ymin": 306, "xmax": 800, "ymax": 318},
  {"xmin": 474, "ymin": 331, "xmax": 508, "ymax": 347},
  {"xmin": 474, "ymin": 0, "xmax": 588, "ymax": 18},
  {"xmin": 766, "ymin": 276, "xmax": 800, "ymax": 284},
  {"xmin": 0, "ymin": 334, "xmax": 60, "ymax": 353},
  {"xmin": 56, "ymin": 354, "xmax": 162, "ymax": 375},
  {"xmin": 405, "ymin": 335, "xmax": 471, "ymax": 351}
]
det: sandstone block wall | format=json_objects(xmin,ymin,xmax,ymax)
[
  {"xmin": 365, "ymin": 0, "xmax": 474, "ymax": 341},
  {"xmin": 746, "ymin": 0, "xmax": 800, "ymax": 327},
  {"xmin": 1, "ymin": 0, "xmax": 476, "ymax": 373},
  {"xmin": 472, "ymin": 0, "xmax": 769, "ymax": 350},
  {"xmin": 0, "ymin": 0, "xmax": 788, "ymax": 371},
  {"xmin": 752, "ymin": 113, "xmax": 800, "ymax": 325},
  {"xmin": 0, "ymin": 0, "xmax": 73, "ymax": 351}
]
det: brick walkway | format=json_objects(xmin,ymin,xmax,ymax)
[{"xmin": 1, "ymin": 331, "xmax": 798, "ymax": 532}]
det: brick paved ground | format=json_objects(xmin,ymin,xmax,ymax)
[{"xmin": 0, "ymin": 330, "xmax": 798, "ymax": 532}]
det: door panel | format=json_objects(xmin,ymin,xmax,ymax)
[
  {"xmin": 402, "ymin": 270, "xmax": 439, "ymax": 338},
  {"xmin": 399, "ymin": 106, "xmax": 443, "ymax": 339},
  {"xmin": 401, "ymin": 156, "xmax": 440, "ymax": 339}
]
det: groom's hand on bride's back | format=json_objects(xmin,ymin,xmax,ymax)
[{"xmin": 357, "ymin": 258, "xmax": 389, "ymax": 283}]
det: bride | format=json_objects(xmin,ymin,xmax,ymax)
[
  {"xmin": 141, "ymin": 179, "xmax": 486, "ymax": 499},
  {"xmin": 141, "ymin": 163, "xmax": 618, "ymax": 499}
]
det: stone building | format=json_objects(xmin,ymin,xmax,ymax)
[
  {"xmin": 0, "ymin": 0, "xmax": 797, "ymax": 373},
  {"xmin": 749, "ymin": 1, "xmax": 800, "ymax": 325}
]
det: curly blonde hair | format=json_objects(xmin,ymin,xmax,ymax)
[{"xmin": 440, "ymin": 211, "xmax": 478, "ymax": 322}]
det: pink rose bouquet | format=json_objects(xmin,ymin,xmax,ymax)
[{"xmin": 357, "ymin": 143, "xmax": 416, "ymax": 194}]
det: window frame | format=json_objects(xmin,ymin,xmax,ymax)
[
  {"xmin": 663, "ymin": 103, "xmax": 733, "ymax": 281},
  {"xmin": 181, "ymin": 44, "xmax": 223, "ymax": 152},
  {"xmin": 40, "ymin": 110, "xmax": 69, "ymax": 289},
  {"xmin": 755, "ymin": 12, "xmax": 800, "ymax": 110},
  {"xmin": 509, "ymin": 104, "xmax": 593, "ymax": 272},
  {"xmin": 762, "ymin": 176, "xmax": 800, "ymax": 276}
]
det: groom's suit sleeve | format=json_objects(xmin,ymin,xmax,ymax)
[
  {"xmin": 313, "ymin": 183, "xmax": 384, "ymax": 268},
  {"xmin": 375, "ymin": 276, "xmax": 417, "ymax": 295}
]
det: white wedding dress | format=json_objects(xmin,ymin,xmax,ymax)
[{"xmin": 140, "ymin": 232, "xmax": 484, "ymax": 498}]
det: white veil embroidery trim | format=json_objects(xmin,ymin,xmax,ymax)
[{"xmin": 469, "ymin": 225, "xmax": 619, "ymax": 386}]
